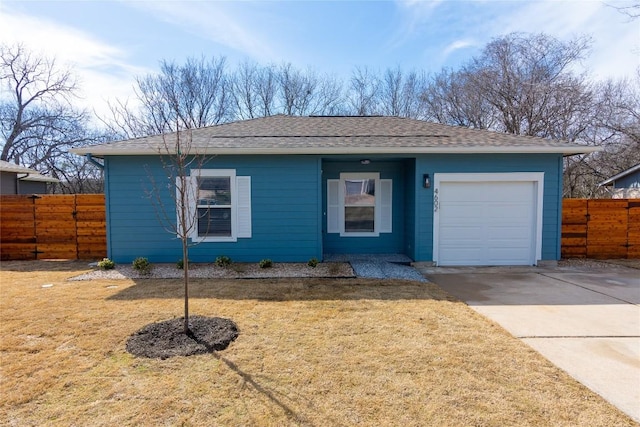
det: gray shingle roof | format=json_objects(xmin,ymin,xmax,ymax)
[{"xmin": 71, "ymin": 115, "xmax": 598, "ymax": 156}]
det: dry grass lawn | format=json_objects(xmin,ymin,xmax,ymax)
[{"xmin": 1, "ymin": 260, "xmax": 636, "ymax": 426}]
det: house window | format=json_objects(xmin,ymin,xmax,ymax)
[
  {"xmin": 344, "ymin": 178, "xmax": 375, "ymax": 232},
  {"xmin": 327, "ymin": 172, "xmax": 392, "ymax": 237},
  {"xmin": 197, "ymin": 176, "xmax": 232, "ymax": 237},
  {"xmin": 180, "ymin": 169, "xmax": 252, "ymax": 242}
]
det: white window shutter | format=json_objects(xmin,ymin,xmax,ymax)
[
  {"xmin": 379, "ymin": 179, "xmax": 392, "ymax": 233},
  {"xmin": 236, "ymin": 176, "xmax": 252, "ymax": 238},
  {"xmin": 327, "ymin": 179, "xmax": 340, "ymax": 233}
]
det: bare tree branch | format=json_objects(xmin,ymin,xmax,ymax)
[{"xmin": 1, "ymin": 43, "xmax": 108, "ymax": 193}]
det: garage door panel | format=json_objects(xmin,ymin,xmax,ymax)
[
  {"xmin": 439, "ymin": 226, "xmax": 483, "ymax": 240},
  {"xmin": 487, "ymin": 226, "xmax": 532, "ymax": 239},
  {"xmin": 439, "ymin": 248, "xmax": 483, "ymax": 265},
  {"xmin": 486, "ymin": 202, "xmax": 532, "ymax": 217},
  {"xmin": 440, "ymin": 183, "xmax": 485, "ymax": 201},
  {"xmin": 487, "ymin": 250, "xmax": 532, "ymax": 265},
  {"xmin": 436, "ymin": 177, "xmax": 540, "ymax": 266}
]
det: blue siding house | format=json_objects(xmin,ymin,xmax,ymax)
[
  {"xmin": 72, "ymin": 115, "xmax": 595, "ymax": 266},
  {"xmin": 598, "ymin": 163, "xmax": 640, "ymax": 199}
]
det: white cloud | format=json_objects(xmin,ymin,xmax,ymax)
[
  {"xmin": 491, "ymin": 0, "xmax": 639, "ymax": 80},
  {"xmin": 441, "ymin": 39, "xmax": 477, "ymax": 60},
  {"xmin": 125, "ymin": 1, "xmax": 278, "ymax": 63},
  {"xmin": 0, "ymin": 6, "xmax": 148, "ymax": 119},
  {"xmin": 386, "ymin": 0, "xmax": 444, "ymax": 50}
]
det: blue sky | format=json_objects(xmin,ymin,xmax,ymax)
[{"xmin": 1, "ymin": 1, "xmax": 638, "ymax": 117}]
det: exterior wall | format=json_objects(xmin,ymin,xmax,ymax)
[
  {"xmin": 321, "ymin": 159, "xmax": 407, "ymax": 255},
  {"xmin": 412, "ymin": 153, "xmax": 564, "ymax": 262},
  {"xmin": 1, "ymin": 172, "xmax": 48, "ymax": 194},
  {"xmin": 19, "ymin": 180, "xmax": 48, "ymax": 194},
  {"xmin": 1, "ymin": 172, "xmax": 17, "ymax": 194},
  {"xmin": 104, "ymin": 155, "xmax": 322, "ymax": 263},
  {"xmin": 103, "ymin": 152, "xmax": 564, "ymax": 264},
  {"xmin": 403, "ymin": 159, "xmax": 417, "ymax": 260}
]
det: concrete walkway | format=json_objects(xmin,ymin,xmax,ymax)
[
  {"xmin": 422, "ymin": 265, "xmax": 640, "ymax": 423},
  {"xmin": 325, "ymin": 254, "xmax": 427, "ymax": 282}
]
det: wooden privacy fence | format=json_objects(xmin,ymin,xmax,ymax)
[
  {"xmin": 562, "ymin": 199, "xmax": 640, "ymax": 259},
  {"xmin": 0, "ymin": 194, "xmax": 106, "ymax": 260}
]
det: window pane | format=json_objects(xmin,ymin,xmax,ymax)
[
  {"xmin": 345, "ymin": 206, "xmax": 374, "ymax": 232},
  {"xmin": 198, "ymin": 177, "xmax": 231, "ymax": 205},
  {"xmin": 344, "ymin": 179, "xmax": 375, "ymax": 206},
  {"xmin": 198, "ymin": 208, "xmax": 231, "ymax": 236}
]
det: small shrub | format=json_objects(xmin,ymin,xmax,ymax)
[
  {"xmin": 132, "ymin": 257, "xmax": 152, "ymax": 275},
  {"xmin": 259, "ymin": 259, "xmax": 273, "ymax": 269},
  {"xmin": 215, "ymin": 255, "xmax": 232, "ymax": 268},
  {"xmin": 97, "ymin": 258, "xmax": 115, "ymax": 270},
  {"xmin": 307, "ymin": 257, "xmax": 319, "ymax": 268},
  {"xmin": 176, "ymin": 259, "xmax": 188, "ymax": 269}
]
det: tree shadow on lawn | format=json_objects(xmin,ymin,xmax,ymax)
[
  {"xmin": 106, "ymin": 277, "xmax": 456, "ymax": 302},
  {"xmin": 211, "ymin": 352, "xmax": 324, "ymax": 426}
]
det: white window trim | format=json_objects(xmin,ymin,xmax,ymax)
[
  {"xmin": 190, "ymin": 169, "xmax": 238, "ymax": 243},
  {"xmin": 432, "ymin": 172, "xmax": 544, "ymax": 265},
  {"xmin": 339, "ymin": 172, "xmax": 380, "ymax": 237}
]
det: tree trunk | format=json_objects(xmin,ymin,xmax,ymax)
[{"xmin": 183, "ymin": 239, "xmax": 190, "ymax": 334}]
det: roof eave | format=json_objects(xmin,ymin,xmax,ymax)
[
  {"xmin": 71, "ymin": 145, "xmax": 601, "ymax": 158},
  {"xmin": 19, "ymin": 174, "xmax": 60, "ymax": 183},
  {"xmin": 598, "ymin": 163, "xmax": 640, "ymax": 186}
]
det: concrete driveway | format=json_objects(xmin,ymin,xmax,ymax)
[{"xmin": 421, "ymin": 263, "xmax": 640, "ymax": 423}]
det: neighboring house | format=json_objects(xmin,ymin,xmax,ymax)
[
  {"xmin": 598, "ymin": 164, "xmax": 640, "ymax": 199},
  {"xmin": 71, "ymin": 115, "xmax": 597, "ymax": 266},
  {"xmin": 0, "ymin": 160, "xmax": 59, "ymax": 195}
]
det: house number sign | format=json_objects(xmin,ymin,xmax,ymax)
[{"xmin": 433, "ymin": 188, "xmax": 439, "ymax": 212}]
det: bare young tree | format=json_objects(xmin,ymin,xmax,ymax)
[{"xmin": 146, "ymin": 128, "xmax": 210, "ymax": 334}]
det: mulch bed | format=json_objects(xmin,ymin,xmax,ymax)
[{"xmin": 126, "ymin": 316, "xmax": 239, "ymax": 359}]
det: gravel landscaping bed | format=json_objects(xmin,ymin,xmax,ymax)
[
  {"xmin": 70, "ymin": 261, "xmax": 355, "ymax": 281},
  {"xmin": 68, "ymin": 257, "xmax": 638, "ymax": 282}
]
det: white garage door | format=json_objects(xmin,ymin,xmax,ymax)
[{"xmin": 434, "ymin": 173, "xmax": 543, "ymax": 266}]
